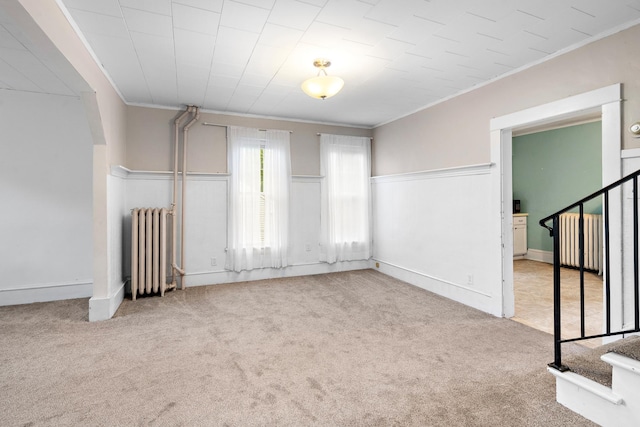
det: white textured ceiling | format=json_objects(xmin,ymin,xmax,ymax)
[
  {"xmin": 2, "ymin": 0, "xmax": 640, "ymax": 127},
  {"xmin": 0, "ymin": 0, "xmax": 91, "ymax": 97}
]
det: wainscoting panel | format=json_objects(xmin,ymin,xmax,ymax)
[
  {"xmin": 290, "ymin": 177, "xmax": 321, "ymax": 266},
  {"xmin": 372, "ymin": 164, "xmax": 502, "ymax": 316},
  {"xmin": 120, "ymin": 170, "xmax": 358, "ymax": 291}
]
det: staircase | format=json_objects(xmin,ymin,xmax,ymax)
[
  {"xmin": 548, "ymin": 337, "xmax": 640, "ymax": 426},
  {"xmin": 539, "ymin": 169, "xmax": 640, "ymax": 426}
]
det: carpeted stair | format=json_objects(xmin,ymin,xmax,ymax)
[
  {"xmin": 563, "ymin": 335, "xmax": 640, "ymax": 387},
  {"xmin": 548, "ymin": 335, "xmax": 640, "ymax": 426}
]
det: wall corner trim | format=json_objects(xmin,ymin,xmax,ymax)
[{"xmin": 88, "ymin": 281, "xmax": 125, "ymax": 321}]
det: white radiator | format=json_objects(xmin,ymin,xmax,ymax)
[
  {"xmin": 559, "ymin": 213, "xmax": 603, "ymax": 273},
  {"xmin": 131, "ymin": 208, "xmax": 172, "ymax": 300}
]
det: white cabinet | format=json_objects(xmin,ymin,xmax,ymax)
[{"xmin": 513, "ymin": 214, "xmax": 527, "ymax": 257}]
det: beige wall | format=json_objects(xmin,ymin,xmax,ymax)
[
  {"xmin": 126, "ymin": 106, "xmax": 373, "ymax": 176},
  {"xmin": 373, "ymin": 23, "xmax": 640, "ymax": 176}
]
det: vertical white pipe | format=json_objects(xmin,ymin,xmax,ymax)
[
  {"xmin": 180, "ymin": 107, "xmax": 200, "ymax": 290},
  {"xmin": 172, "ymin": 107, "xmax": 192, "ymax": 289}
]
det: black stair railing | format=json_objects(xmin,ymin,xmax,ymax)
[{"xmin": 540, "ymin": 168, "xmax": 640, "ymax": 371}]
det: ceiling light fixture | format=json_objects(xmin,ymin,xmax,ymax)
[{"xmin": 301, "ymin": 59, "xmax": 344, "ymax": 100}]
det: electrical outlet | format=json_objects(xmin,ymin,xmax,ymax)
[
  {"xmin": 467, "ymin": 274, "xmax": 473, "ymax": 285},
  {"xmin": 375, "ymin": 262, "xmax": 380, "ymax": 268},
  {"xmin": 211, "ymin": 257, "xmax": 217, "ymax": 266},
  {"xmin": 305, "ymin": 244, "xmax": 311, "ymax": 252}
]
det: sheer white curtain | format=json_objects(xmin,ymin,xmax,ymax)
[
  {"xmin": 226, "ymin": 126, "xmax": 291, "ymax": 272},
  {"xmin": 319, "ymin": 134, "xmax": 372, "ymax": 263}
]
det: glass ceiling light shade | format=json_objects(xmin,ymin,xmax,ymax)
[{"xmin": 301, "ymin": 59, "xmax": 344, "ymax": 100}]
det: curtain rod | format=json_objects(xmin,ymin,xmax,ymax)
[
  {"xmin": 317, "ymin": 133, "xmax": 373, "ymax": 140},
  {"xmin": 203, "ymin": 122, "xmax": 293, "ymax": 133}
]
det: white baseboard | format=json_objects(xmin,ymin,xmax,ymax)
[
  {"xmin": 0, "ymin": 281, "xmax": 93, "ymax": 306},
  {"xmin": 89, "ymin": 281, "xmax": 125, "ymax": 322},
  {"xmin": 183, "ymin": 260, "xmax": 374, "ymax": 287},
  {"xmin": 372, "ymin": 259, "xmax": 501, "ymax": 317},
  {"xmin": 525, "ymin": 249, "xmax": 554, "ymax": 264}
]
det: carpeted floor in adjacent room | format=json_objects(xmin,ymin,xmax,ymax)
[{"xmin": 0, "ymin": 269, "xmax": 596, "ymax": 426}]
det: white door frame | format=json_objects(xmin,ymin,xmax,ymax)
[{"xmin": 490, "ymin": 84, "xmax": 622, "ymax": 322}]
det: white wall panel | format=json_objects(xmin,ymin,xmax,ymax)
[
  {"xmin": 125, "ymin": 175, "xmax": 174, "ymax": 208},
  {"xmin": 622, "ymin": 155, "xmax": 640, "ymax": 330},
  {"xmin": 108, "ymin": 174, "xmax": 126, "ymax": 295},
  {"xmin": 183, "ymin": 178, "xmax": 228, "ymax": 282},
  {"xmin": 290, "ymin": 177, "xmax": 321, "ymax": 265},
  {"xmin": 372, "ymin": 164, "xmax": 501, "ymax": 315},
  {"xmin": 0, "ymin": 91, "xmax": 93, "ymax": 305}
]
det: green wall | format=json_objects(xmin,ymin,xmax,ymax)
[{"xmin": 512, "ymin": 121, "xmax": 602, "ymax": 252}]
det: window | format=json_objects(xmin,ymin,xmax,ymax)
[
  {"xmin": 226, "ymin": 127, "xmax": 291, "ymax": 272},
  {"xmin": 319, "ymin": 134, "xmax": 372, "ymax": 263}
]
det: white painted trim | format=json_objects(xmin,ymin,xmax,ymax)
[
  {"xmin": 601, "ymin": 352, "xmax": 640, "ymax": 374},
  {"xmin": 547, "ymin": 367, "xmax": 623, "ymax": 405},
  {"xmin": 501, "ymin": 129, "xmax": 514, "ymax": 318},
  {"xmin": 0, "ymin": 280, "xmax": 93, "ymax": 293},
  {"xmin": 492, "ymin": 84, "xmax": 622, "ymax": 320},
  {"xmin": 184, "ymin": 260, "xmax": 338, "ymax": 277},
  {"xmin": 292, "ymin": 175, "xmax": 323, "ymax": 182},
  {"xmin": 89, "ymin": 281, "xmax": 125, "ymax": 322},
  {"xmin": 375, "ymin": 260, "xmax": 499, "ymax": 315},
  {"xmin": 513, "ymin": 116, "xmax": 602, "ymax": 137},
  {"xmin": 112, "ymin": 166, "xmax": 322, "ymax": 183},
  {"xmin": 490, "ymin": 84, "xmax": 621, "ymax": 131},
  {"xmin": 602, "ymin": 99, "xmax": 623, "ymax": 184},
  {"xmin": 372, "ymin": 163, "xmax": 493, "ymax": 184},
  {"xmin": 621, "ymin": 148, "xmax": 640, "ymax": 159},
  {"xmin": 110, "ymin": 165, "xmax": 229, "ymax": 181},
  {"xmin": 184, "ymin": 260, "xmax": 364, "ymax": 283},
  {"xmin": 374, "ymin": 259, "xmax": 492, "ymax": 298},
  {"xmin": 0, "ymin": 281, "xmax": 93, "ymax": 306},
  {"xmin": 603, "ymin": 100, "xmax": 624, "ymax": 333},
  {"xmin": 183, "ymin": 260, "xmax": 373, "ymax": 287},
  {"xmin": 525, "ymin": 249, "xmax": 554, "ymax": 264}
]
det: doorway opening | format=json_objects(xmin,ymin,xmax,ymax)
[
  {"xmin": 490, "ymin": 84, "xmax": 622, "ymax": 339},
  {"xmin": 510, "ymin": 121, "xmax": 604, "ymax": 344}
]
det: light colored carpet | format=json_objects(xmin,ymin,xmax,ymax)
[
  {"xmin": 564, "ymin": 335, "xmax": 640, "ymax": 387},
  {"xmin": 1, "ymin": 269, "xmax": 596, "ymax": 426}
]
